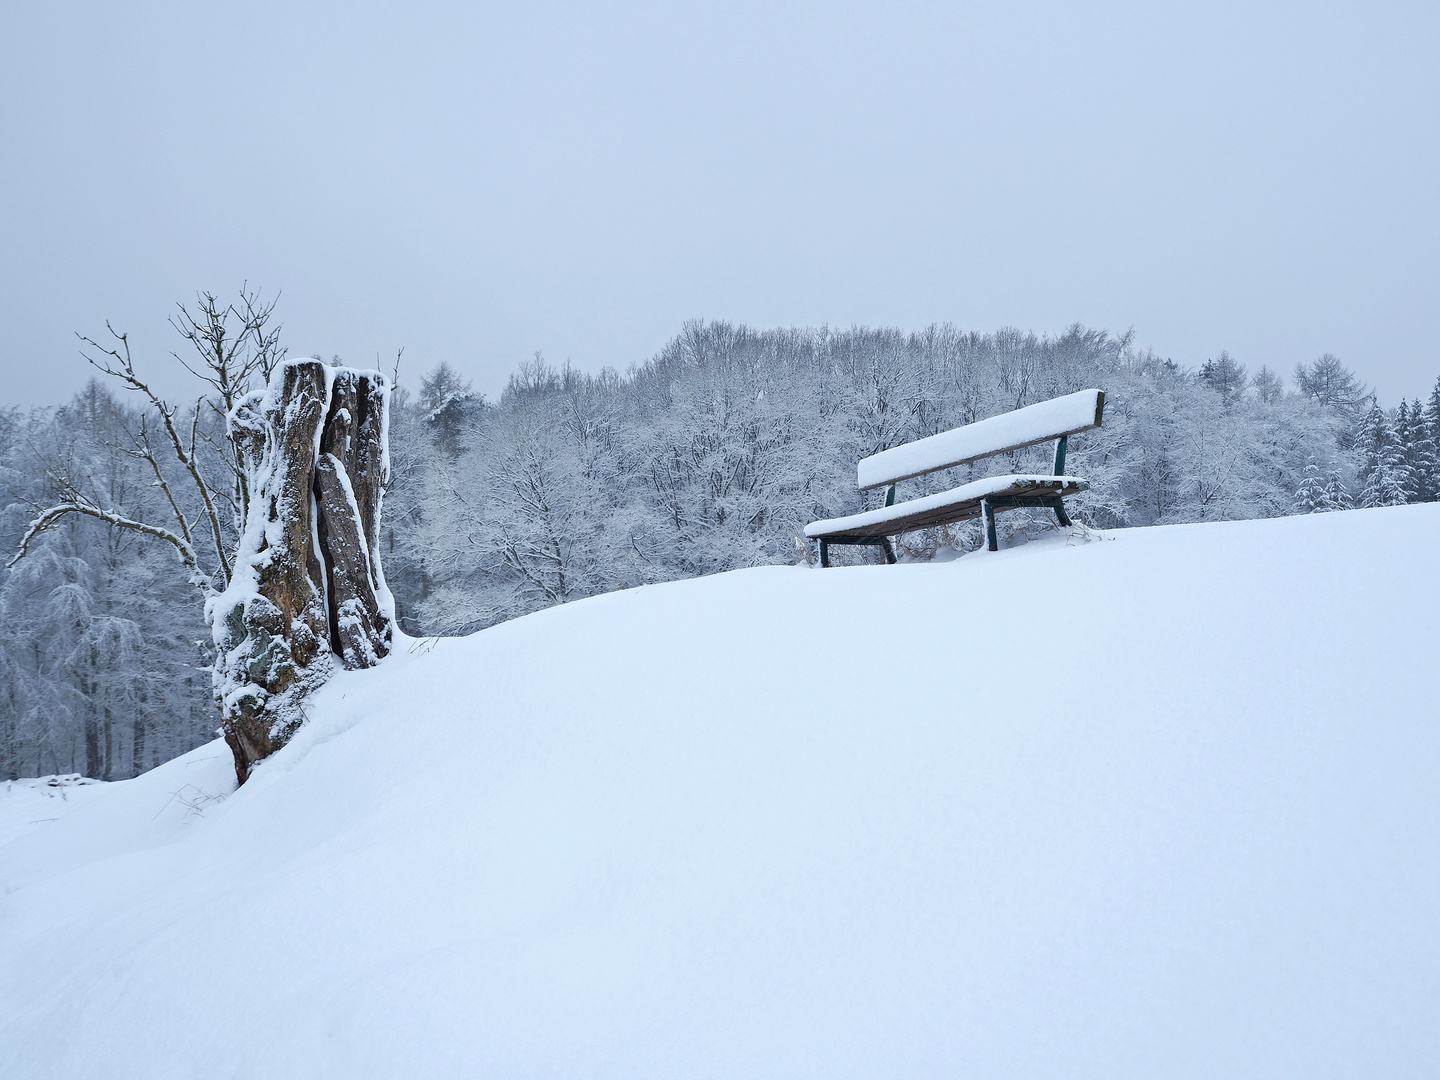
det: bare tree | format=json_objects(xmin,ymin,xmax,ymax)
[
  {"xmin": 9, "ymin": 288, "xmax": 284, "ymax": 599},
  {"xmin": 3, "ymin": 289, "xmax": 399, "ymax": 786}
]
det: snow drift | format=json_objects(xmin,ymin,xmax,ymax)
[{"xmin": 2, "ymin": 506, "xmax": 1438, "ymax": 1079}]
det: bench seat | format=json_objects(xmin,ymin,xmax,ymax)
[{"xmin": 804, "ymin": 474, "xmax": 1090, "ymax": 541}]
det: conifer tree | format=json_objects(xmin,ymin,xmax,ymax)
[
  {"xmin": 1199, "ymin": 351, "xmax": 1248, "ymax": 406},
  {"xmin": 1394, "ymin": 400, "xmax": 1417, "ymax": 502},
  {"xmin": 1356, "ymin": 399, "xmax": 1410, "ymax": 508},
  {"xmin": 1419, "ymin": 377, "xmax": 1440, "ymax": 502},
  {"xmin": 1295, "ymin": 461, "xmax": 1326, "ymax": 513},
  {"xmin": 1321, "ymin": 470, "xmax": 1353, "ymax": 512},
  {"xmin": 1297, "ymin": 458, "xmax": 1352, "ymax": 513},
  {"xmin": 1396, "ymin": 398, "xmax": 1437, "ymax": 503}
]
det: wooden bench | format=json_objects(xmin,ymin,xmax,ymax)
[{"xmin": 806, "ymin": 389, "xmax": 1106, "ymax": 565}]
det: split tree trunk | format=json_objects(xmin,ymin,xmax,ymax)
[{"xmin": 209, "ymin": 360, "xmax": 393, "ymax": 785}]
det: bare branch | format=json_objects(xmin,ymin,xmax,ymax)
[
  {"xmin": 8, "ymin": 495, "xmax": 207, "ymax": 595},
  {"xmin": 168, "ymin": 292, "xmax": 251, "ymax": 409},
  {"xmin": 76, "ymin": 327, "xmax": 232, "ymax": 587},
  {"xmin": 127, "ymin": 413, "xmax": 196, "ymax": 548},
  {"xmin": 239, "ymin": 285, "xmax": 287, "ymax": 381}
]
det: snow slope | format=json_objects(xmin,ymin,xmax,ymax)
[{"xmin": 2, "ymin": 506, "xmax": 1438, "ymax": 1079}]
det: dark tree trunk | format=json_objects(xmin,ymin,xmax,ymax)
[
  {"xmin": 211, "ymin": 360, "xmax": 393, "ymax": 786},
  {"xmin": 102, "ymin": 700, "xmax": 113, "ymax": 782},
  {"xmin": 82, "ymin": 710, "xmax": 100, "ymax": 780},
  {"xmin": 131, "ymin": 704, "xmax": 146, "ymax": 779}
]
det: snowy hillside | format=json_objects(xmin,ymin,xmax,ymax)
[{"xmin": 2, "ymin": 507, "xmax": 1438, "ymax": 1079}]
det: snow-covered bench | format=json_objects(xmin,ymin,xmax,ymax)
[{"xmin": 806, "ymin": 389, "xmax": 1106, "ymax": 566}]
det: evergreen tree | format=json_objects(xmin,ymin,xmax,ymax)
[
  {"xmin": 1394, "ymin": 400, "xmax": 1414, "ymax": 499},
  {"xmin": 1418, "ymin": 377, "xmax": 1440, "ymax": 502},
  {"xmin": 1297, "ymin": 458, "xmax": 1352, "ymax": 513},
  {"xmin": 1199, "ymin": 351, "xmax": 1248, "ymax": 406},
  {"xmin": 418, "ymin": 361, "xmax": 480, "ymax": 457},
  {"xmin": 1394, "ymin": 398, "xmax": 1434, "ymax": 503},
  {"xmin": 1321, "ymin": 470, "xmax": 1353, "ymax": 512},
  {"xmin": 1355, "ymin": 399, "xmax": 1410, "ymax": 508},
  {"xmin": 1295, "ymin": 461, "xmax": 1326, "ymax": 512}
]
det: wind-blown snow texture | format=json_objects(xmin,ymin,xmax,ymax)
[{"xmin": 2, "ymin": 506, "xmax": 1438, "ymax": 1079}]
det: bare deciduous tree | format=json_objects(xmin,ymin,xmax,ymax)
[
  {"xmin": 10, "ymin": 289, "xmax": 395, "ymax": 785},
  {"xmin": 9, "ymin": 287, "xmax": 285, "ymax": 599}
]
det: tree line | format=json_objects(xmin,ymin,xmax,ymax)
[{"xmin": 4, "ymin": 308, "xmax": 1438, "ymax": 780}]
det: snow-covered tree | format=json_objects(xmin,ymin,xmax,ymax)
[
  {"xmin": 1322, "ymin": 471, "xmax": 1354, "ymax": 512},
  {"xmin": 1296, "ymin": 459, "xmax": 1352, "ymax": 513},
  {"xmin": 1294, "ymin": 353, "xmax": 1367, "ymax": 416},
  {"xmin": 1252, "ymin": 365, "xmax": 1283, "ymax": 405},
  {"xmin": 1296, "ymin": 462, "xmax": 1326, "ymax": 512},
  {"xmin": 1199, "ymin": 351, "xmax": 1248, "ymax": 406},
  {"xmin": 1, "ymin": 384, "xmax": 214, "ymax": 779},
  {"xmin": 1408, "ymin": 383, "xmax": 1440, "ymax": 503},
  {"xmin": 418, "ymin": 361, "xmax": 480, "ymax": 457},
  {"xmin": 1294, "ymin": 353, "xmax": 1369, "ymax": 453},
  {"xmin": 1355, "ymin": 399, "xmax": 1410, "ymax": 508},
  {"xmin": 1394, "ymin": 399, "xmax": 1431, "ymax": 504}
]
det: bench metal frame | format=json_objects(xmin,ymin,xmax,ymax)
[{"xmin": 820, "ymin": 437, "xmax": 1073, "ymax": 565}]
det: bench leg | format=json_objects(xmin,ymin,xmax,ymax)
[
  {"xmin": 981, "ymin": 498, "xmax": 998, "ymax": 552},
  {"xmin": 1050, "ymin": 497, "xmax": 1072, "ymax": 528},
  {"xmin": 819, "ymin": 539, "xmax": 830, "ymax": 568},
  {"xmin": 880, "ymin": 536, "xmax": 897, "ymax": 565}
]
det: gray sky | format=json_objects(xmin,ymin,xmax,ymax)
[{"xmin": 2, "ymin": 1, "xmax": 1436, "ymax": 407}]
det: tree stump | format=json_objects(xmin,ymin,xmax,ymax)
[{"xmin": 209, "ymin": 360, "xmax": 394, "ymax": 785}]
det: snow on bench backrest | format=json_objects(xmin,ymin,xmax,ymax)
[{"xmin": 856, "ymin": 389, "xmax": 1105, "ymax": 490}]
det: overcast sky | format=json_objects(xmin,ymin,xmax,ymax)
[{"xmin": 2, "ymin": 0, "xmax": 1436, "ymax": 407}]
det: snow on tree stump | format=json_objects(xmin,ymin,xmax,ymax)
[{"xmin": 208, "ymin": 360, "xmax": 394, "ymax": 785}]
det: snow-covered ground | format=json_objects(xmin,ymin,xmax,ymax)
[
  {"xmin": 0, "ymin": 776, "xmax": 110, "ymax": 849},
  {"xmin": 2, "ymin": 506, "xmax": 1438, "ymax": 1079}
]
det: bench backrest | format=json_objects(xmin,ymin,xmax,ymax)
[{"xmin": 856, "ymin": 389, "xmax": 1106, "ymax": 490}]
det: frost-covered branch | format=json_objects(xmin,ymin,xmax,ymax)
[{"xmin": 8, "ymin": 491, "xmax": 206, "ymax": 593}]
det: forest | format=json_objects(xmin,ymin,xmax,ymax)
[{"xmin": 3, "ymin": 311, "xmax": 1437, "ymax": 781}]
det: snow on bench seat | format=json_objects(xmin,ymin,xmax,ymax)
[
  {"xmin": 857, "ymin": 389, "xmax": 1105, "ymax": 490},
  {"xmin": 805, "ymin": 474, "xmax": 1090, "ymax": 540}
]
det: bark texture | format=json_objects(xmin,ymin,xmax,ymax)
[{"xmin": 210, "ymin": 360, "xmax": 392, "ymax": 785}]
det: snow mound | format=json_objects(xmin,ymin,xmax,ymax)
[{"xmin": 3, "ymin": 507, "xmax": 1438, "ymax": 1079}]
